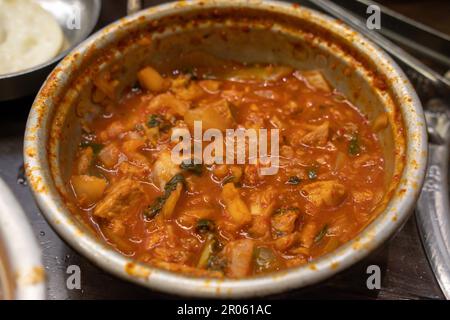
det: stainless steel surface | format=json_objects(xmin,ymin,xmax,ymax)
[
  {"xmin": 0, "ymin": 0, "xmax": 101, "ymax": 101},
  {"xmin": 24, "ymin": 0, "xmax": 427, "ymax": 298},
  {"xmin": 0, "ymin": 178, "xmax": 45, "ymax": 300},
  {"xmin": 309, "ymin": 0, "xmax": 450, "ymax": 99},
  {"xmin": 417, "ymin": 99, "xmax": 450, "ymax": 299}
]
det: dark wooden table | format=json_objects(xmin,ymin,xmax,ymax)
[{"xmin": 0, "ymin": 0, "xmax": 446, "ymax": 300}]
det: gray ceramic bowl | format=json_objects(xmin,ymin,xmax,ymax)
[{"xmin": 24, "ymin": 0, "xmax": 427, "ymax": 298}]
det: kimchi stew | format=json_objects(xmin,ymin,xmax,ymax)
[{"xmin": 69, "ymin": 62, "xmax": 388, "ymax": 278}]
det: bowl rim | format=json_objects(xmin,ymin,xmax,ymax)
[
  {"xmin": 24, "ymin": 0, "xmax": 427, "ymax": 298},
  {"xmin": 0, "ymin": 178, "xmax": 46, "ymax": 300},
  {"xmin": 0, "ymin": 0, "xmax": 102, "ymax": 80}
]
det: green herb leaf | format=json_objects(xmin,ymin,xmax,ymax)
[
  {"xmin": 308, "ymin": 168, "xmax": 318, "ymax": 180},
  {"xmin": 314, "ymin": 224, "xmax": 329, "ymax": 244},
  {"xmin": 143, "ymin": 196, "xmax": 165, "ymax": 219},
  {"xmin": 143, "ymin": 174, "xmax": 185, "ymax": 219},
  {"xmin": 221, "ymin": 175, "xmax": 235, "ymax": 186},
  {"xmin": 164, "ymin": 174, "xmax": 185, "ymax": 193},
  {"xmin": 287, "ymin": 176, "xmax": 301, "ymax": 185},
  {"xmin": 147, "ymin": 114, "xmax": 172, "ymax": 131},
  {"xmin": 196, "ymin": 219, "xmax": 215, "ymax": 234},
  {"xmin": 180, "ymin": 161, "xmax": 203, "ymax": 176},
  {"xmin": 80, "ymin": 141, "xmax": 104, "ymax": 155},
  {"xmin": 147, "ymin": 114, "xmax": 162, "ymax": 128},
  {"xmin": 348, "ymin": 136, "xmax": 361, "ymax": 156}
]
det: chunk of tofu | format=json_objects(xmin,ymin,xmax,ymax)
[
  {"xmin": 249, "ymin": 186, "xmax": 277, "ymax": 217},
  {"xmin": 221, "ymin": 183, "xmax": 252, "ymax": 227},
  {"xmin": 118, "ymin": 162, "xmax": 149, "ymax": 179},
  {"xmin": 152, "ymin": 151, "xmax": 181, "ymax": 190},
  {"xmin": 273, "ymin": 232, "xmax": 299, "ymax": 251},
  {"xmin": 161, "ymin": 183, "xmax": 183, "ymax": 219},
  {"xmin": 224, "ymin": 239, "xmax": 255, "ymax": 278},
  {"xmin": 76, "ymin": 147, "xmax": 93, "ymax": 175},
  {"xmin": 302, "ymin": 180, "xmax": 347, "ymax": 208},
  {"xmin": 94, "ymin": 179, "xmax": 145, "ymax": 219},
  {"xmin": 299, "ymin": 222, "xmax": 317, "ymax": 249},
  {"xmin": 121, "ymin": 139, "xmax": 150, "ymax": 167},
  {"xmin": 172, "ymin": 82, "xmax": 205, "ymax": 101},
  {"xmin": 271, "ymin": 209, "xmax": 299, "ymax": 236},
  {"xmin": 138, "ymin": 66, "xmax": 168, "ymax": 93},
  {"xmin": 98, "ymin": 143, "xmax": 121, "ymax": 169},
  {"xmin": 184, "ymin": 99, "xmax": 235, "ymax": 131},
  {"xmin": 71, "ymin": 175, "xmax": 107, "ymax": 206},
  {"xmin": 300, "ymin": 121, "xmax": 330, "ymax": 147},
  {"xmin": 302, "ymin": 70, "xmax": 331, "ymax": 92},
  {"xmin": 248, "ymin": 215, "xmax": 271, "ymax": 238},
  {"xmin": 147, "ymin": 92, "xmax": 190, "ymax": 116}
]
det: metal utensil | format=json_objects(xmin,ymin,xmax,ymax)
[
  {"xmin": 335, "ymin": 0, "xmax": 450, "ymax": 69},
  {"xmin": 308, "ymin": 0, "xmax": 450, "ymax": 99},
  {"xmin": 309, "ymin": 0, "xmax": 450, "ymax": 299},
  {"xmin": 416, "ymin": 99, "xmax": 450, "ymax": 299},
  {"xmin": 0, "ymin": 0, "xmax": 101, "ymax": 101}
]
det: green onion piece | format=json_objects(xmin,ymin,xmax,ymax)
[
  {"xmin": 348, "ymin": 136, "xmax": 361, "ymax": 156},
  {"xmin": 221, "ymin": 175, "xmax": 235, "ymax": 186},
  {"xmin": 287, "ymin": 176, "xmax": 301, "ymax": 185},
  {"xmin": 143, "ymin": 174, "xmax": 185, "ymax": 219},
  {"xmin": 180, "ymin": 161, "xmax": 203, "ymax": 176},
  {"xmin": 196, "ymin": 219, "xmax": 215, "ymax": 234},
  {"xmin": 314, "ymin": 224, "xmax": 329, "ymax": 244}
]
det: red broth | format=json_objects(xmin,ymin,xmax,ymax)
[{"xmin": 69, "ymin": 64, "xmax": 386, "ymax": 278}]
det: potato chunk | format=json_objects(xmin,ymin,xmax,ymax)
[
  {"xmin": 94, "ymin": 179, "xmax": 145, "ymax": 219},
  {"xmin": 161, "ymin": 183, "xmax": 183, "ymax": 219},
  {"xmin": 300, "ymin": 121, "xmax": 330, "ymax": 147},
  {"xmin": 221, "ymin": 183, "xmax": 251, "ymax": 227},
  {"xmin": 224, "ymin": 239, "xmax": 255, "ymax": 278},
  {"xmin": 302, "ymin": 180, "xmax": 347, "ymax": 208},
  {"xmin": 71, "ymin": 175, "xmax": 107, "ymax": 206},
  {"xmin": 98, "ymin": 143, "xmax": 121, "ymax": 169},
  {"xmin": 152, "ymin": 151, "xmax": 181, "ymax": 190},
  {"xmin": 138, "ymin": 66, "xmax": 168, "ymax": 93},
  {"xmin": 184, "ymin": 99, "xmax": 235, "ymax": 131}
]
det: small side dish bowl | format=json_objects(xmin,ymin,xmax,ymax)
[
  {"xmin": 0, "ymin": 0, "xmax": 101, "ymax": 101},
  {"xmin": 24, "ymin": 0, "xmax": 427, "ymax": 297}
]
